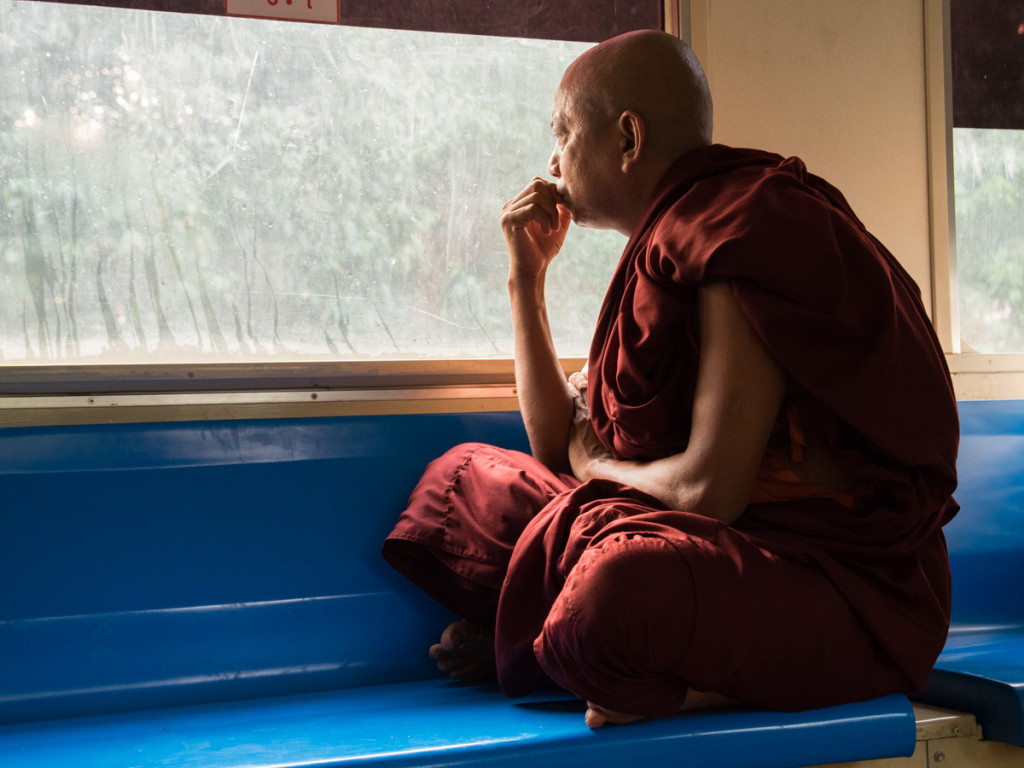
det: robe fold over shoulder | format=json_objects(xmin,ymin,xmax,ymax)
[{"xmin": 385, "ymin": 145, "xmax": 959, "ymax": 710}]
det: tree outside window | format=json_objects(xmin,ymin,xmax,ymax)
[{"xmin": 0, "ymin": 0, "xmax": 626, "ymax": 364}]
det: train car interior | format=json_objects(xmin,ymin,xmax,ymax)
[{"xmin": 2, "ymin": 0, "xmax": 1023, "ymax": 766}]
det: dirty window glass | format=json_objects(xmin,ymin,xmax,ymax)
[{"xmin": 0, "ymin": 0, "xmax": 623, "ymax": 364}]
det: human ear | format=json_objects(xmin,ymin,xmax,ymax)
[{"xmin": 618, "ymin": 110, "xmax": 645, "ymax": 172}]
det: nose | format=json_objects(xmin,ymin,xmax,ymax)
[{"xmin": 547, "ymin": 146, "xmax": 560, "ymax": 178}]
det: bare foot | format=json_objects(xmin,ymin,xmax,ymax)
[
  {"xmin": 584, "ymin": 703, "xmax": 644, "ymax": 729},
  {"xmin": 584, "ymin": 689, "xmax": 736, "ymax": 729},
  {"xmin": 428, "ymin": 620, "xmax": 496, "ymax": 681}
]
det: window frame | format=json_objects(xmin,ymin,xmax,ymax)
[
  {"xmin": 0, "ymin": 359, "xmax": 590, "ymax": 427},
  {"xmin": 924, "ymin": 0, "xmax": 1024, "ymax": 400},
  {"xmin": 8, "ymin": 0, "xmax": 1020, "ymax": 426},
  {"xmin": 1, "ymin": 0, "xmax": 682, "ymax": 427}
]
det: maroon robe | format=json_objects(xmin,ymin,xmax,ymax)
[{"xmin": 383, "ymin": 145, "xmax": 959, "ymax": 715}]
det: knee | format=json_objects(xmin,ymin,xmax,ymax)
[{"xmin": 535, "ymin": 534, "xmax": 698, "ymax": 708}]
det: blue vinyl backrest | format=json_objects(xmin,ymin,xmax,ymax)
[
  {"xmin": 0, "ymin": 412, "xmax": 531, "ymax": 722},
  {"xmin": 943, "ymin": 399, "xmax": 1024, "ymax": 625},
  {"xmin": 0, "ymin": 413, "xmax": 529, "ymax": 618},
  {"xmin": 3, "ymin": 400, "xmax": 1021, "ymax": 724}
]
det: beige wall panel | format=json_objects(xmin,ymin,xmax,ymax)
[{"xmin": 699, "ymin": 0, "xmax": 932, "ymax": 309}]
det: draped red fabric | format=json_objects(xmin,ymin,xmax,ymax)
[
  {"xmin": 385, "ymin": 145, "xmax": 959, "ymax": 714},
  {"xmin": 588, "ymin": 145, "xmax": 960, "ymax": 554}
]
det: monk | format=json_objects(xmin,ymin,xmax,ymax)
[{"xmin": 383, "ymin": 30, "xmax": 959, "ymax": 729}]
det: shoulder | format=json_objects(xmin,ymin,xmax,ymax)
[{"xmin": 641, "ymin": 149, "xmax": 833, "ymax": 285}]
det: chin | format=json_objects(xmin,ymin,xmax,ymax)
[
  {"xmin": 568, "ymin": 208, "xmax": 591, "ymax": 227},
  {"xmin": 571, "ymin": 212, "xmax": 607, "ymax": 231}
]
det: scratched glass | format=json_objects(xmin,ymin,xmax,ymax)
[{"xmin": 0, "ymin": 0, "xmax": 622, "ymax": 363}]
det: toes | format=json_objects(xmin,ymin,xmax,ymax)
[
  {"xmin": 585, "ymin": 702, "xmax": 644, "ymax": 729},
  {"xmin": 584, "ymin": 706, "xmax": 609, "ymax": 729},
  {"xmin": 433, "ymin": 649, "xmax": 489, "ymax": 680},
  {"xmin": 429, "ymin": 620, "xmax": 496, "ymax": 682},
  {"xmin": 442, "ymin": 661, "xmax": 489, "ymax": 681},
  {"xmin": 439, "ymin": 619, "xmax": 489, "ymax": 652},
  {"xmin": 439, "ymin": 621, "xmax": 465, "ymax": 652}
]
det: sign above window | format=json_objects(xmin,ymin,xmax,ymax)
[{"xmin": 226, "ymin": 0, "xmax": 340, "ymax": 25}]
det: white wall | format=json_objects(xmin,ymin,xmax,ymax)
[{"xmin": 690, "ymin": 0, "xmax": 933, "ymax": 310}]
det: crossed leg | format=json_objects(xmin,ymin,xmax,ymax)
[
  {"xmin": 393, "ymin": 445, "xmax": 924, "ymax": 727},
  {"xmin": 427, "ymin": 616, "xmax": 733, "ymax": 729}
]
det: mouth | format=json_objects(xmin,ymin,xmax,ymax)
[{"xmin": 554, "ymin": 185, "xmax": 571, "ymax": 211}]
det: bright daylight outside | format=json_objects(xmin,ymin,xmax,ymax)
[
  {"xmin": 954, "ymin": 128, "xmax": 1024, "ymax": 353},
  {"xmin": 0, "ymin": 0, "xmax": 623, "ymax": 365}
]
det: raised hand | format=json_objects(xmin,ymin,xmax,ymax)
[{"xmin": 500, "ymin": 177, "xmax": 573, "ymax": 280}]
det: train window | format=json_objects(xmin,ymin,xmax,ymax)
[
  {"xmin": 0, "ymin": 0, "xmax": 632, "ymax": 366},
  {"xmin": 951, "ymin": 0, "xmax": 1024, "ymax": 353}
]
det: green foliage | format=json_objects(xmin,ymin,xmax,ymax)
[
  {"xmin": 0, "ymin": 0, "xmax": 622, "ymax": 362},
  {"xmin": 954, "ymin": 128, "xmax": 1024, "ymax": 353}
]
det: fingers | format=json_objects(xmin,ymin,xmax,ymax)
[
  {"xmin": 501, "ymin": 177, "xmax": 566, "ymax": 235},
  {"xmin": 568, "ymin": 370, "xmax": 588, "ymax": 390},
  {"xmin": 567, "ymin": 370, "xmax": 590, "ymax": 425},
  {"xmin": 501, "ymin": 178, "xmax": 572, "ymax": 278}
]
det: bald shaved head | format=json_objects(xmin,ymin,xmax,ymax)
[
  {"xmin": 560, "ymin": 30, "xmax": 713, "ymax": 162},
  {"xmin": 545, "ymin": 31, "xmax": 714, "ymax": 234}
]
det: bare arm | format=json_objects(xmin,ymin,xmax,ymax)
[
  {"xmin": 501, "ymin": 178, "xmax": 576, "ymax": 472},
  {"xmin": 569, "ymin": 281, "xmax": 786, "ymax": 524}
]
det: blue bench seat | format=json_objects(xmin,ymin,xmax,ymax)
[
  {"xmin": 0, "ymin": 681, "xmax": 914, "ymax": 768},
  {"xmin": 0, "ymin": 405, "xmax": 1012, "ymax": 766},
  {"xmin": 915, "ymin": 399, "xmax": 1024, "ymax": 747},
  {"xmin": 921, "ymin": 626, "xmax": 1024, "ymax": 747}
]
